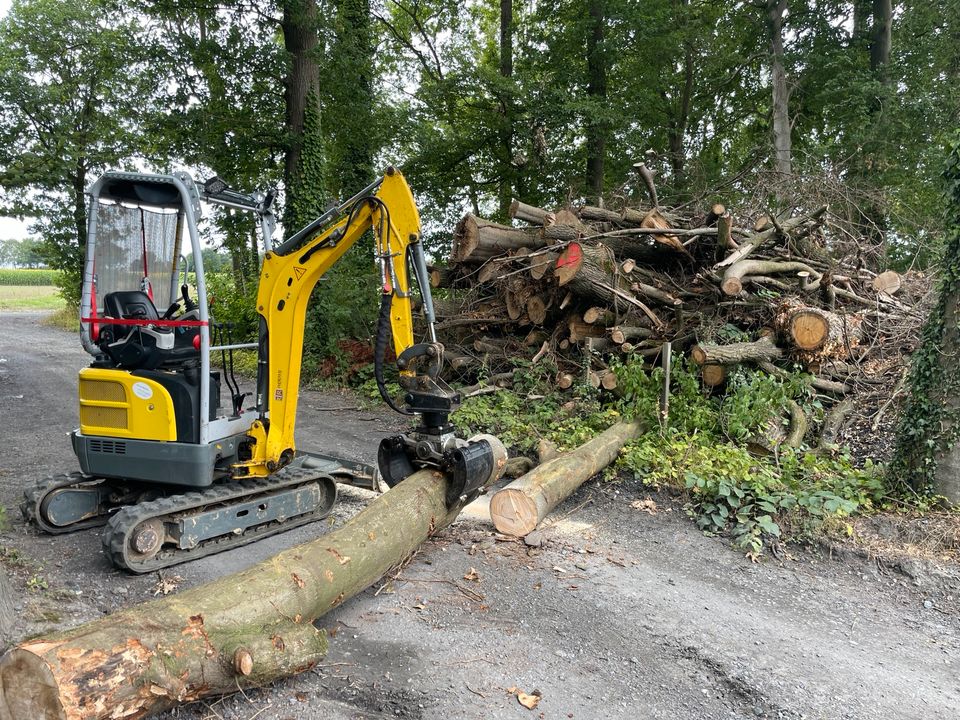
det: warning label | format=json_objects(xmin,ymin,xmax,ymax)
[
  {"xmin": 293, "ymin": 266, "xmax": 306, "ymax": 280},
  {"xmin": 274, "ymin": 389, "xmax": 284, "ymax": 401}
]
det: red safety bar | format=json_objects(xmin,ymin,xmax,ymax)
[{"xmin": 81, "ymin": 317, "xmax": 209, "ymax": 328}]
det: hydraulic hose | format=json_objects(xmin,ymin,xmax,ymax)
[{"xmin": 375, "ymin": 291, "xmax": 412, "ymax": 416}]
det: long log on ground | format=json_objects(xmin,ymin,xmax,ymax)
[
  {"xmin": 0, "ymin": 450, "xmax": 507, "ymax": 720},
  {"xmin": 691, "ymin": 335, "xmax": 783, "ymax": 365},
  {"xmin": 489, "ymin": 420, "xmax": 642, "ymax": 537},
  {"xmin": 453, "ymin": 214, "xmax": 545, "ymax": 262}
]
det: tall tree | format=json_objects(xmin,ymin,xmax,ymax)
[
  {"xmin": 0, "ymin": 0, "xmax": 153, "ymax": 305},
  {"xmin": 766, "ymin": 0, "xmax": 791, "ymax": 175},
  {"xmin": 584, "ymin": 0, "xmax": 608, "ymax": 198},
  {"xmin": 890, "ymin": 134, "xmax": 960, "ymax": 502}
]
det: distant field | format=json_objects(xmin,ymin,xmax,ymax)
[{"xmin": 0, "ymin": 285, "xmax": 64, "ymax": 311}]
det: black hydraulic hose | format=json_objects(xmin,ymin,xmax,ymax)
[{"xmin": 375, "ymin": 292, "xmax": 412, "ymax": 416}]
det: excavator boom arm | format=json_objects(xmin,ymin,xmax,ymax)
[{"xmin": 243, "ymin": 168, "xmax": 431, "ymax": 474}]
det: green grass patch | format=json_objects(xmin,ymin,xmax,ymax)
[
  {"xmin": 0, "ymin": 285, "xmax": 65, "ymax": 311},
  {"xmin": 43, "ymin": 305, "xmax": 79, "ymax": 331},
  {"xmin": 0, "ymin": 268, "xmax": 60, "ymax": 286}
]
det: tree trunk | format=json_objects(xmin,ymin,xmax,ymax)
[
  {"xmin": 0, "ymin": 454, "xmax": 507, "ymax": 720},
  {"xmin": 489, "ymin": 420, "xmax": 642, "ymax": 537},
  {"xmin": 767, "ymin": 0, "xmax": 791, "ymax": 176},
  {"xmin": 497, "ymin": 0, "xmax": 514, "ymax": 217},
  {"xmin": 869, "ymin": 0, "xmax": 892, "ymax": 78},
  {"xmin": 281, "ymin": 0, "xmax": 320, "ymax": 196},
  {"xmin": 585, "ymin": 0, "xmax": 607, "ymax": 199}
]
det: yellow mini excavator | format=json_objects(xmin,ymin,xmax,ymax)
[{"xmin": 20, "ymin": 167, "xmax": 501, "ymax": 572}]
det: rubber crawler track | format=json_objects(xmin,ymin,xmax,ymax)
[{"xmin": 103, "ymin": 468, "xmax": 338, "ymax": 573}]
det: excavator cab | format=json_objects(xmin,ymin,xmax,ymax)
[{"xmin": 75, "ymin": 172, "xmax": 270, "ymax": 487}]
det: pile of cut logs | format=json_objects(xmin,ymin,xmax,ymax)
[{"xmin": 429, "ymin": 165, "xmax": 929, "ymax": 453}]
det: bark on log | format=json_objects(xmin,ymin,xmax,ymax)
[
  {"xmin": 691, "ymin": 336, "xmax": 783, "ymax": 365},
  {"xmin": 774, "ymin": 300, "xmax": 863, "ymax": 360},
  {"xmin": 0, "ymin": 452, "xmax": 507, "ymax": 720},
  {"xmin": 453, "ymin": 214, "xmax": 545, "ymax": 262},
  {"xmin": 489, "ymin": 420, "xmax": 642, "ymax": 536},
  {"xmin": 555, "ymin": 242, "xmax": 664, "ymax": 326},
  {"xmin": 509, "ymin": 200, "xmax": 553, "ymax": 226},
  {"xmin": 609, "ymin": 325, "xmax": 653, "ymax": 344},
  {"xmin": 721, "ymin": 259, "xmax": 821, "ymax": 296},
  {"xmin": 529, "ymin": 251, "xmax": 558, "ymax": 280},
  {"xmin": 715, "ymin": 206, "xmax": 827, "ymax": 270},
  {"xmin": 579, "ymin": 205, "xmax": 622, "ymax": 224}
]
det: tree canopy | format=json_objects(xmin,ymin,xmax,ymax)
[{"xmin": 0, "ymin": 0, "xmax": 956, "ymax": 303}]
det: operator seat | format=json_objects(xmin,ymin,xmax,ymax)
[{"xmin": 99, "ymin": 291, "xmax": 198, "ymax": 370}]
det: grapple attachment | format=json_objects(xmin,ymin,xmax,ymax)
[{"xmin": 377, "ymin": 432, "xmax": 506, "ymax": 507}]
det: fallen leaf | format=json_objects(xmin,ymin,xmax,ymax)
[
  {"xmin": 152, "ymin": 574, "xmax": 183, "ymax": 596},
  {"xmin": 463, "ymin": 567, "xmax": 480, "ymax": 582},
  {"xmin": 630, "ymin": 498, "xmax": 658, "ymax": 514},
  {"xmin": 517, "ymin": 689, "xmax": 543, "ymax": 710}
]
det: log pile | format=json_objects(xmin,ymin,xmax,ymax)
[{"xmin": 429, "ymin": 167, "xmax": 931, "ymax": 452}]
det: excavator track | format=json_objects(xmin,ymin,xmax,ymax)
[
  {"xmin": 103, "ymin": 467, "xmax": 338, "ymax": 573},
  {"xmin": 20, "ymin": 473, "xmax": 114, "ymax": 534}
]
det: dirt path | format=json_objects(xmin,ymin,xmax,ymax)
[{"xmin": 1, "ymin": 313, "xmax": 959, "ymax": 720}]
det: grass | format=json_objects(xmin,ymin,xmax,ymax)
[{"xmin": 0, "ymin": 285, "xmax": 64, "ymax": 311}]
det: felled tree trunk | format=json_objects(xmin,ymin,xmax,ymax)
[
  {"xmin": 691, "ymin": 335, "xmax": 783, "ymax": 365},
  {"xmin": 775, "ymin": 300, "xmax": 863, "ymax": 361},
  {"xmin": 453, "ymin": 214, "xmax": 544, "ymax": 262},
  {"xmin": 0, "ymin": 451, "xmax": 506, "ymax": 720},
  {"xmin": 489, "ymin": 420, "xmax": 642, "ymax": 537}
]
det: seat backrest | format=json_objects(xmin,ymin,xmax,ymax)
[{"xmin": 103, "ymin": 291, "xmax": 159, "ymax": 321}]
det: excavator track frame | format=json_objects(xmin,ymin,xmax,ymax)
[{"xmin": 103, "ymin": 467, "xmax": 338, "ymax": 573}]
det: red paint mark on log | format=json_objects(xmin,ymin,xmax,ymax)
[{"xmin": 556, "ymin": 242, "xmax": 582, "ymax": 268}]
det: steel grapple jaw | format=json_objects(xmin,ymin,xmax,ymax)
[{"xmin": 377, "ymin": 432, "xmax": 507, "ymax": 507}]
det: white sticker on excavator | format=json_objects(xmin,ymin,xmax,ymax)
[{"xmin": 132, "ymin": 382, "xmax": 153, "ymax": 400}]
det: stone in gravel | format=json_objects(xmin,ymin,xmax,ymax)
[
  {"xmin": 524, "ymin": 531, "xmax": 544, "ymax": 548},
  {"xmin": 923, "ymin": 599, "xmax": 934, "ymax": 609}
]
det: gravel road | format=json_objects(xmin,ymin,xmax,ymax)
[{"xmin": 1, "ymin": 312, "xmax": 959, "ymax": 720}]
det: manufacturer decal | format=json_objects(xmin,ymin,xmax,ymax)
[
  {"xmin": 275, "ymin": 389, "xmax": 284, "ymax": 401},
  {"xmin": 132, "ymin": 382, "xmax": 153, "ymax": 400}
]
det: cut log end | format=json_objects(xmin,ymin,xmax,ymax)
[
  {"xmin": 0, "ymin": 648, "xmax": 67, "ymax": 720},
  {"xmin": 720, "ymin": 276, "xmax": 743, "ymax": 296},
  {"xmin": 789, "ymin": 311, "xmax": 830, "ymax": 351},
  {"xmin": 701, "ymin": 364, "xmax": 728, "ymax": 387},
  {"xmin": 489, "ymin": 488, "xmax": 540, "ymax": 537},
  {"xmin": 234, "ymin": 648, "xmax": 254, "ymax": 676}
]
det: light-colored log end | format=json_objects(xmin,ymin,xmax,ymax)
[
  {"xmin": 490, "ymin": 488, "xmax": 539, "ymax": 537},
  {"xmin": 234, "ymin": 648, "xmax": 254, "ymax": 676},
  {"xmin": 720, "ymin": 277, "xmax": 743, "ymax": 296},
  {"xmin": 0, "ymin": 648, "xmax": 66, "ymax": 720}
]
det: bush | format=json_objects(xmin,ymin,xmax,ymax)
[
  {"xmin": 0, "ymin": 268, "xmax": 60, "ymax": 285},
  {"xmin": 612, "ymin": 355, "xmax": 887, "ymax": 555}
]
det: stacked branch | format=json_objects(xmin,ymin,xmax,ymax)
[{"xmin": 430, "ymin": 169, "xmax": 927, "ymax": 451}]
